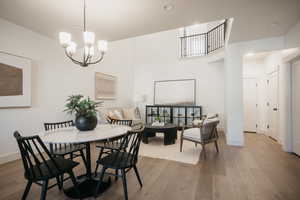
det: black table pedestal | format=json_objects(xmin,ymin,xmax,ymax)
[
  {"xmin": 63, "ymin": 142, "xmax": 111, "ymax": 199},
  {"xmin": 64, "ymin": 177, "xmax": 111, "ymax": 199}
]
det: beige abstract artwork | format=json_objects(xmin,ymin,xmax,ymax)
[
  {"xmin": 95, "ymin": 72, "xmax": 116, "ymax": 100},
  {"xmin": 0, "ymin": 63, "xmax": 23, "ymax": 96}
]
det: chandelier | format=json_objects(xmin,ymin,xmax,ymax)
[{"xmin": 59, "ymin": 0, "xmax": 108, "ymax": 67}]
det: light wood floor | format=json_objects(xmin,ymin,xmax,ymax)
[{"xmin": 1, "ymin": 133, "xmax": 300, "ymax": 200}]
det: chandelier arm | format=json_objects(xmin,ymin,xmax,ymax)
[
  {"xmin": 84, "ymin": 52, "xmax": 90, "ymax": 65},
  {"xmin": 64, "ymin": 50, "xmax": 83, "ymax": 65},
  {"xmin": 88, "ymin": 53, "xmax": 105, "ymax": 65},
  {"xmin": 85, "ymin": 47, "xmax": 94, "ymax": 64}
]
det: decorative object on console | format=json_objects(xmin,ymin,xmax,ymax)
[
  {"xmin": 0, "ymin": 52, "xmax": 31, "ymax": 108},
  {"xmin": 95, "ymin": 72, "xmax": 116, "ymax": 100},
  {"xmin": 64, "ymin": 95, "xmax": 102, "ymax": 131},
  {"xmin": 58, "ymin": 0, "xmax": 108, "ymax": 67},
  {"xmin": 152, "ymin": 121, "xmax": 165, "ymax": 126}
]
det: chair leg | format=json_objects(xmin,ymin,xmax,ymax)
[
  {"xmin": 79, "ymin": 149, "xmax": 88, "ymax": 170},
  {"xmin": 180, "ymin": 138, "xmax": 183, "ymax": 152},
  {"xmin": 121, "ymin": 169, "xmax": 128, "ymax": 200},
  {"xmin": 40, "ymin": 180, "xmax": 49, "ymax": 200},
  {"xmin": 115, "ymin": 169, "xmax": 119, "ymax": 181},
  {"xmin": 60, "ymin": 174, "xmax": 64, "ymax": 189},
  {"xmin": 60, "ymin": 155, "xmax": 65, "ymax": 189},
  {"xmin": 68, "ymin": 171, "xmax": 81, "ymax": 199},
  {"xmin": 55, "ymin": 176, "xmax": 62, "ymax": 190},
  {"xmin": 94, "ymin": 148, "xmax": 104, "ymax": 176},
  {"xmin": 215, "ymin": 141, "xmax": 219, "ymax": 153},
  {"xmin": 201, "ymin": 144, "xmax": 207, "ymax": 159},
  {"xmin": 133, "ymin": 165, "xmax": 143, "ymax": 188},
  {"xmin": 21, "ymin": 180, "xmax": 32, "ymax": 200},
  {"xmin": 94, "ymin": 167, "xmax": 107, "ymax": 198}
]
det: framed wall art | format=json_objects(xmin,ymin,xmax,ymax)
[
  {"xmin": 0, "ymin": 52, "xmax": 31, "ymax": 108},
  {"xmin": 95, "ymin": 72, "xmax": 117, "ymax": 100}
]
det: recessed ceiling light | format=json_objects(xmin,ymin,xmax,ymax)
[
  {"xmin": 271, "ymin": 22, "xmax": 280, "ymax": 27},
  {"xmin": 245, "ymin": 52, "xmax": 255, "ymax": 57},
  {"xmin": 163, "ymin": 4, "xmax": 174, "ymax": 11}
]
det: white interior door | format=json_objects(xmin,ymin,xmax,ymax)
[
  {"xmin": 243, "ymin": 78, "xmax": 258, "ymax": 132},
  {"xmin": 267, "ymin": 72, "xmax": 279, "ymax": 140},
  {"xmin": 292, "ymin": 60, "xmax": 300, "ymax": 156}
]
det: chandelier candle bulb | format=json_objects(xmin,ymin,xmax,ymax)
[
  {"xmin": 98, "ymin": 40, "xmax": 108, "ymax": 52},
  {"xmin": 66, "ymin": 41, "xmax": 77, "ymax": 55},
  {"xmin": 84, "ymin": 46, "xmax": 94, "ymax": 56},
  {"xmin": 83, "ymin": 31, "xmax": 95, "ymax": 46},
  {"xmin": 59, "ymin": 32, "xmax": 71, "ymax": 47}
]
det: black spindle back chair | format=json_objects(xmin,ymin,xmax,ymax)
[
  {"xmin": 94, "ymin": 117, "xmax": 133, "ymax": 175},
  {"xmin": 14, "ymin": 131, "xmax": 80, "ymax": 200},
  {"xmin": 107, "ymin": 116, "xmax": 133, "ymax": 126},
  {"xmin": 44, "ymin": 120, "xmax": 74, "ymax": 131},
  {"xmin": 44, "ymin": 120, "xmax": 86, "ymax": 160},
  {"xmin": 95, "ymin": 126, "xmax": 145, "ymax": 200},
  {"xmin": 44, "ymin": 120, "xmax": 87, "ymax": 188}
]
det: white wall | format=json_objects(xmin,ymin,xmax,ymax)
[
  {"xmin": 0, "ymin": 18, "xmax": 134, "ymax": 163},
  {"xmin": 132, "ymin": 29, "xmax": 225, "ymax": 130},
  {"xmin": 285, "ymin": 20, "xmax": 300, "ymax": 48}
]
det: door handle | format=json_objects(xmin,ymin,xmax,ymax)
[{"xmin": 273, "ymin": 108, "xmax": 278, "ymax": 111}]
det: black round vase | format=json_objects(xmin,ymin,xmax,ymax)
[{"xmin": 75, "ymin": 115, "xmax": 98, "ymax": 131}]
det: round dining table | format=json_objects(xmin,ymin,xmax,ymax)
[{"xmin": 40, "ymin": 124, "xmax": 131, "ymax": 199}]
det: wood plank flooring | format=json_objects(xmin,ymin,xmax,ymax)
[{"xmin": 1, "ymin": 133, "xmax": 300, "ymax": 200}]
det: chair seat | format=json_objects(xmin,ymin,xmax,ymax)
[
  {"xmin": 25, "ymin": 157, "xmax": 79, "ymax": 181},
  {"xmin": 97, "ymin": 152, "xmax": 135, "ymax": 169},
  {"xmin": 183, "ymin": 128, "xmax": 202, "ymax": 141},
  {"xmin": 51, "ymin": 144, "xmax": 86, "ymax": 156}
]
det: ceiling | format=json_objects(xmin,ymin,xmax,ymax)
[
  {"xmin": 244, "ymin": 48, "xmax": 300, "ymax": 62},
  {"xmin": 0, "ymin": 0, "xmax": 300, "ymax": 43}
]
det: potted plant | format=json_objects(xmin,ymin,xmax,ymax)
[{"xmin": 64, "ymin": 95, "xmax": 102, "ymax": 131}]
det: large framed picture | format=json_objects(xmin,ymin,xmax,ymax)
[
  {"xmin": 0, "ymin": 52, "xmax": 31, "ymax": 108},
  {"xmin": 95, "ymin": 72, "xmax": 117, "ymax": 100},
  {"xmin": 154, "ymin": 79, "xmax": 196, "ymax": 105}
]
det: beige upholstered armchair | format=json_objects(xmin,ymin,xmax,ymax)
[{"xmin": 180, "ymin": 114, "xmax": 220, "ymax": 159}]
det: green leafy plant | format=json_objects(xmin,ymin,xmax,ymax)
[
  {"xmin": 64, "ymin": 95, "xmax": 102, "ymax": 118},
  {"xmin": 155, "ymin": 116, "xmax": 161, "ymax": 122}
]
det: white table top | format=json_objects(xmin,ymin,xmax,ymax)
[{"xmin": 40, "ymin": 124, "xmax": 131, "ymax": 144}]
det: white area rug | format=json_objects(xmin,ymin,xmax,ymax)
[{"xmin": 139, "ymin": 132, "xmax": 202, "ymax": 165}]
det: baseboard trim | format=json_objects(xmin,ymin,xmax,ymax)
[{"xmin": 0, "ymin": 152, "xmax": 20, "ymax": 165}]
